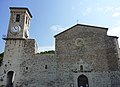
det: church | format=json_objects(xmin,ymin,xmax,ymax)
[{"xmin": 0, "ymin": 7, "xmax": 120, "ymax": 87}]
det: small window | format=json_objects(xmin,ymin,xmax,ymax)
[
  {"xmin": 26, "ymin": 17, "xmax": 28, "ymax": 24},
  {"xmin": 16, "ymin": 14, "xmax": 20, "ymax": 22},
  {"xmin": 45, "ymin": 65, "xmax": 47, "ymax": 69},
  {"xmin": 26, "ymin": 67, "xmax": 28, "ymax": 70},
  {"xmin": 80, "ymin": 65, "xmax": 83, "ymax": 71}
]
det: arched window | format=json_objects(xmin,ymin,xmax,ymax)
[
  {"xmin": 78, "ymin": 75, "xmax": 89, "ymax": 87},
  {"xmin": 45, "ymin": 65, "xmax": 47, "ymax": 69},
  {"xmin": 80, "ymin": 65, "xmax": 83, "ymax": 71},
  {"xmin": 6, "ymin": 71, "xmax": 15, "ymax": 87},
  {"xmin": 16, "ymin": 14, "xmax": 20, "ymax": 22}
]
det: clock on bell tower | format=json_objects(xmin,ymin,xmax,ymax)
[{"xmin": 7, "ymin": 7, "xmax": 32, "ymax": 39}]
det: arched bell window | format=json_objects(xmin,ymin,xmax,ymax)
[
  {"xmin": 6, "ymin": 71, "xmax": 15, "ymax": 87},
  {"xmin": 80, "ymin": 65, "xmax": 83, "ymax": 71},
  {"xmin": 16, "ymin": 14, "xmax": 20, "ymax": 22}
]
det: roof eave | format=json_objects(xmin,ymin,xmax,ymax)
[{"xmin": 10, "ymin": 7, "xmax": 32, "ymax": 18}]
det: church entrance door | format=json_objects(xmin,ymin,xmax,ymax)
[{"xmin": 78, "ymin": 75, "xmax": 89, "ymax": 87}]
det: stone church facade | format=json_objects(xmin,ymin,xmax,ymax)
[{"xmin": 0, "ymin": 7, "xmax": 120, "ymax": 87}]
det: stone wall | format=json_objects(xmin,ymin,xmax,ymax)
[
  {"xmin": 55, "ymin": 24, "xmax": 120, "ymax": 87},
  {"xmin": 55, "ymin": 25, "xmax": 109, "ymax": 72},
  {"xmin": 15, "ymin": 54, "xmax": 57, "ymax": 87},
  {"xmin": 106, "ymin": 36, "xmax": 119, "ymax": 71},
  {"xmin": 0, "ymin": 39, "xmax": 36, "ymax": 86}
]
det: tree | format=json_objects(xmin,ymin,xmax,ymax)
[
  {"xmin": 0, "ymin": 52, "xmax": 4, "ymax": 66},
  {"xmin": 39, "ymin": 50, "xmax": 55, "ymax": 54},
  {"xmin": 0, "ymin": 52, "xmax": 4, "ymax": 57}
]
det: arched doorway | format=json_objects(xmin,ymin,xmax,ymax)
[
  {"xmin": 78, "ymin": 75, "xmax": 89, "ymax": 87},
  {"xmin": 6, "ymin": 71, "xmax": 14, "ymax": 87}
]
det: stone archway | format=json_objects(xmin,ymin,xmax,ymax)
[
  {"xmin": 6, "ymin": 71, "xmax": 14, "ymax": 87},
  {"xmin": 78, "ymin": 75, "xmax": 89, "ymax": 87}
]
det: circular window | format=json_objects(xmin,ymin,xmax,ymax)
[{"xmin": 75, "ymin": 38, "xmax": 84, "ymax": 46}]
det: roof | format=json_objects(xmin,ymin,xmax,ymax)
[
  {"xmin": 10, "ymin": 7, "xmax": 32, "ymax": 18},
  {"xmin": 54, "ymin": 24, "xmax": 108, "ymax": 37},
  {"xmin": 108, "ymin": 36, "xmax": 119, "ymax": 39}
]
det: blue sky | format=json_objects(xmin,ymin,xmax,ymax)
[{"xmin": 0, "ymin": 0, "xmax": 120, "ymax": 53}]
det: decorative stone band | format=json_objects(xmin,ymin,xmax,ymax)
[
  {"xmin": 71, "ymin": 69, "xmax": 93, "ymax": 73},
  {"xmin": 2, "ymin": 38, "xmax": 26, "ymax": 40}
]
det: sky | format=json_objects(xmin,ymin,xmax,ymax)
[{"xmin": 0, "ymin": 0, "xmax": 120, "ymax": 53}]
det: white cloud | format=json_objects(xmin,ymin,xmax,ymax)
[
  {"xmin": 108, "ymin": 26, "xmax": 120, "ymax": 36},
  {"xmin": 72, "ymin": 7, "xmax": 75, "ymax": 10},
  {"xmin": 95, "ymin": 6, "xmax": 113, "ymax": 13},
  {"xmin": 50, "ymin": 25, "xmax": 66, "ymax": 34},
  {"xmin": 37, "ymin": 45, "xmax": 55, "ymax": 52},
  {"xmin": 115, "ymin": 20, "xmax": 120, "ymax": 26},
  {"xmin": 115, "ymin": 7, "xmax": 120, "ymax": 11},
  {"xmin": 112, "ymin": 7, "xmax": 120, "ymax": 17},
  {"xmin": 104, "ymin": 6, "xmax": 114, "ymax": 13},
  {"xmin": 83, "ymin": 7, "xmax": 92, "ymax": 16},
  {"xmin": 95, "ymin": 7, "xmax": 103, "ymax": 13},
  {"xmin": 86, "ymin": 7, "xmax": 92, "ymax": 13},
  {"xmin": 83, "ymin": 6, "xmax": 113, "ymax": 16},
  {"xmin": 112, "ymin": 12, "xmax": 120, "ymax": 17}
]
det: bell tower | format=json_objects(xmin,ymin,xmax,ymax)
[
  {"xmin": 7, "ymin": 7, "xmax": 32, "ymax": 39},
  {"xmin": 1, "ymin": 7, "xmax": 34, "ymax": 87}
]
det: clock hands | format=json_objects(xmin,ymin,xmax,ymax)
[
  {"xmin": 11, "ymin": 25, "xmax": 21, "ymax": 35},
  {"xmin": 14, "ymin": 26, "xmax": 18, "ymax": 31}
]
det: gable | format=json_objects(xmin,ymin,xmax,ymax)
[
  {"xmin": 54, "ymin": 24, "xmax": 109, "ymax": 58},
  {"xmin": 54, "ymin": 24, "xmax": 108, "ymax": 38}
]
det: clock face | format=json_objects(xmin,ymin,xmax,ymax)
[{"xmin": 11, "ymin": 25, "xmax": 21, "ymax": 34}]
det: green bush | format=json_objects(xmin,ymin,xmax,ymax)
[
  {"xmin": 40, "ymin": 50, "xmax": 55, "ymax": 54},
  {"xmin": 0, "ymin": 52, "xmax": 4, "ymax": 66},
  {"xmin": 0, "ymin": 57, "xmax": 3, "ymax": 65},
  {"xmin": 0, "ymin": 52, "xmax": 3, "ymax": 57}
]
